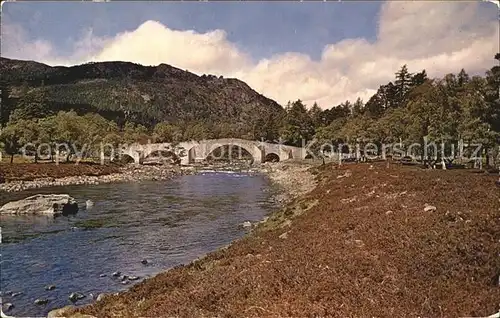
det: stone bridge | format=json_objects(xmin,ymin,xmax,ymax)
[{"xmin": 119, "ymin": 138, "xmax": 307, "ymax": 165}]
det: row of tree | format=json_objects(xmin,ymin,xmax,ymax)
[
  {"xmin": 1, "ymin": 55, "xmax": 499, "ymax": 165},
  {"xmin": 279, "ymin": 56, "xmax": 499, "ymax": 165}
]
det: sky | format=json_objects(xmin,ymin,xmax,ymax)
[{"xmin": 1, "ymin": 1, "xmax": 499, "ymax": 108}]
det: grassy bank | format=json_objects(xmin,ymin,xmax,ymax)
[{"xmin": 59, "ymin": 162, "xmax": 499, "ymax": 317}]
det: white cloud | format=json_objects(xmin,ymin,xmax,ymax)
[{"xmin": 1, "ymin": 1, "xmax": 498, "ymax": 108}]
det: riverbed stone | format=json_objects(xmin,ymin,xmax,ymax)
[
  {"xmin": 47, "ymin": 305, "xmax": 76, "ymax": 318},
  {"xmin": 0, "ymin": 194, "xmax": 78, "ymax": 216},
  {"xmin": 69, "ymin": 292, "xmax": 85, "ymax": 302},
  {"xmin": 279, "ymin": 232, "xmax": 288, "ymax": 239},
  {"xmin": 86, "ymin": 200, "xmax": 94, "ymax": 209},
  {"xmin": 34, "ymin": 298, "xmax": 49, "ymax": 305},
  {"xmin": 112, "ymin": 271, "xmax": 121, "ymax": 277},
  {"xmin": 45, "ymin": 284, "xmax": 56, "ymax": 290},
  {"xmin": 424, "ymin": 204, "xmax": 437, "ymax": 212},
  {"xmin": 2, "ymin": 302, "xmax": 14, "ymax": 312}
]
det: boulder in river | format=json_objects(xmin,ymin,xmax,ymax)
[
  {"xmin": 86, "ymin": 199, "xmax": 94, "ymax": 209},
  {"xmin": 241, "ymin": 221, "xmax": 252, "ymax": 228},
  {"xmin": 34, "ymin": 298, "xmax": 49, "ymax": 305},
  {"xmin": 69, "ymin": 292, "xmax": 85, "ymax": 302},
  {"xmin": 2, "ymin": 302, "xmax": 14, "ymax": 312},
  {"xmin": 0, "ymin": 194, "xmax": 78, "ymax": 216}
]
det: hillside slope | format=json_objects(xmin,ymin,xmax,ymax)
[{"xmin": 0, "ymin": 57, "xmax": 284, "ymax": 138}]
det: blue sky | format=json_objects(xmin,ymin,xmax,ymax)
[
  {"xmin": 1, "ymin": 1, "xmax": 497, "ymax": 108},
  {"xmin": 1, "ymin": 1, "xmax": 381, "ymax": 61}
]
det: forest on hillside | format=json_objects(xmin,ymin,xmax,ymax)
[{"xmin": 0, "ymin": 54, "xmax": 498, "ymax": 165}]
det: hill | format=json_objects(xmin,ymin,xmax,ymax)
[{"xmin": 0, "ymin": 57, "xmax": 284, "ymax": 139}]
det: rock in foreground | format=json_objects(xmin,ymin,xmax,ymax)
[{"xmin": 0, "ymin": 194, "xmax": 78, "ymax": 216}]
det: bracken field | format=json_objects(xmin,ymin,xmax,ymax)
[
  {"xmin": 0, "ymin": 162, "xmax": 120, "ymax": 182},
  {"xmin": 64, "ymin": 162, "xmax": 500, "ymax": 317}
]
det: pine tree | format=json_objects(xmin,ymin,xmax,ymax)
[
  {"xmin": 457, "ymin": 69, "xmax": 470, "ymax": 86},
  {"xmin": 394, "ymin": 65, "xmax": 413, "ymax": 104},
  {"xmin": 308, "ymin": 102, "xmax": 323, "ymax": 128},
  {"xmin": 411, "ymin": 70, "xmax": 428, "ymax": 87},
  {"xmin": 351, "ymin": 98, "xmax": 364, "ymax": 116}
]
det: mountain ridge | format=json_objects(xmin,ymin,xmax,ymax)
[{"xmin": 0, "ymin": 57, "xmax": 284, "ymax": 140}]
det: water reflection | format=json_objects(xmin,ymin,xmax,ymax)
[{"xmin": 0, "ymin": 172, "xmax": 277, "ymax": 316}]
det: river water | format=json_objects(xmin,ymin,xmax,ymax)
[{"xmin": 0, "ymin": 171, "xmax": 278, "ymax": 317}]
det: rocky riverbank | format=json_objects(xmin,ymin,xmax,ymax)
[
  {"xmin": 0, "ymin": 164, "xmax": 195, "ymax": 192},
  {"xmin": 259, "ymin": 161, "xmax": 317, "ymax": 204},
  {"xmin": 44, "ymin": 162, "xmax": 318, "ymax": 318}
]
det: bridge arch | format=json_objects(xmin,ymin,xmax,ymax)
[
  {"xmin": 264, "ymin": 152, "xmax": 280, "ymax": 162},
  {"xmin": 119, "ymin": 153, "xmax": 136, "ymax": 164},
  {"xmin": 206, "ymin": 145, "xmax": 254, "ymax": 162},
  {"xmin": 179, "ymin": 139, "xmax": 263, "ymax": 164},
  {"xmin": 143, "ymin": 149, "xmax": 179, "ymax": 164},
  {"xmin": 203, "ymin": 139, "xmax": 263, "ymax": 164}
]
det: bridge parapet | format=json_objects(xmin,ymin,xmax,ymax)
[{"xmin": 120, "ymin": 139, "xmax": 307, "ymax": 165}]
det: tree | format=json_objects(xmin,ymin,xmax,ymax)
[
  {"xmin": 485, "ymin": 54, "xmax": 500, "ymax": 134},
  {"xmin": 53, "ymin": 111, "xmax": 85, "ymax": 162},
  {"xmin": 16, "ymin": 119, "xmax": 42, "ymax": 163},
  {"xmin": 375, "ymin": 108, "xmax": 408, "ymax": 145},
  {"xmin": 308, "ymin": 102, "xmax": 324, "ymax": 128},
  {"xmin": 280, "ymin": 100, "xmax": 315, "ymax": 146},
  {"xmin": 122, "ymin": 122, "xmax": 151, "ymax": 144},
  {"xmin": 153, "ymin": 122, "xmax": 183, "ymax": 143},
  {"xmin": 0, "ymin": 122, "xmax": 22, "ymax": 163},
  {"xmin": 0, "ymin": 86, "xmax": 13, "ymax": 127},
  {"xmin": 80, "ymin": 113, "xmax": 119, "ymax": 158},
  {"xmin": 183, "ymin": 122, "xmax": 210, "ymax": 141},
  {"xmin": 457, "ymin": 69, "xmax": 470, "ymax": 87},
  {"xmin": 351, "ymin": 98, "xmax": 364, "ymax": 117},
  {"xmin": 38, "ymin": 116, "xmax": 58, "ymax": 161},
  {"xmin": 457, "ymin": 76, "xmax": 498, "ymax": 166},
  {"xmin": 9, "ymin": 88, "xmax": 52, "ymax": 121},
  {"xmin": 394, "ymin": 65, "xmax": 413, "ymax": 103},
  {"xmin": 411, "ymin": 70, "xmax": 428, "ymax": 87},
  {"xmin": 364, "ymin": 93, "xmax": 385, "ymax": 118}
]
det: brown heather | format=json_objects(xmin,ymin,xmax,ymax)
[{"xmin": 68, "ymin": 162, "xmax": 500, "ymax": 317}]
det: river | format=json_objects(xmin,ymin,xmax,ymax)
[{"xmin": 0, "ymin": 171, "xmax": 278, "ymax": 316}]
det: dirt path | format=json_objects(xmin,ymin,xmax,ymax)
[{"xmin": 58, "ymin": 162, "xmax": 500, "ymax": 317}]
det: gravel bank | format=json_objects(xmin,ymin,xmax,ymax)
[
  {"xmin": 0, "ymin": 164, "xmax": 194, "ymax": 193},
  {"xmin": 259, "ymin": 161, "xmax": 317, "ymax": 204}
]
